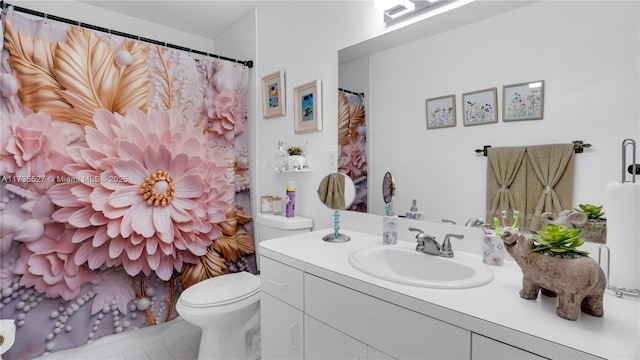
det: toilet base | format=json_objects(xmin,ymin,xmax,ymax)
[{"xmin": 196, "ymin": 311, "xmax": 260, "ymax": 360}]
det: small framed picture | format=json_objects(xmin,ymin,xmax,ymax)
[
  {"xmin": 426, "ymin": 94, "xmax": 456, "ymax": 129},
  {"xmin": 462, "ymin": 87, "xmax": 498, "ymax": 126},
  {"xmin": 294, "ymin": 80, "xmax": 322, "ymax": 133},
  {"xmin": 261, "ymin": 71, "xmax": 286, "ymax": 119},
  {"xmin": 503, "ymin": 80, "xmax": 544, "ymax": 121}
]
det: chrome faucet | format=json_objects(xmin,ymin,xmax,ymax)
[{"xmin": 410, "ymin": 227, "xmax": 464, "ymax": 258}]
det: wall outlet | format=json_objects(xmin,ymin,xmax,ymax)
[{"xmin": 328, "ymin": 150, "xmax": 337, "ymax": 169}]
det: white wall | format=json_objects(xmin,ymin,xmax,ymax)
[
  {"xmin": 361, "ymin": 1, "xmax": 639, "ymax": 224},
  {"xmin": 9, "ymin": 0, "xmax": 215, "ymax": 51}
]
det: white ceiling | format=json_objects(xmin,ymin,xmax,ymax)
[{"xmin": 81, "ymin": 1, "xmax": 264, "ymax": 39}]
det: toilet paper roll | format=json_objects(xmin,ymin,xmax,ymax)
[
  {"xmin": 0, "ymin": 319, "xmax": 16, "ymax": 355},
  {"xmin": 605, "ymin": 181, "xmax": 640, "ymax": 290}
]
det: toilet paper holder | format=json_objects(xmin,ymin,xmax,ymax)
[
  {"xmin": 621, "ymin": 138, "xmax": 636, "ymax": 183},
  {"xmin": 599, "ymin": 244, "xmax": 640, "ymax": 298}
]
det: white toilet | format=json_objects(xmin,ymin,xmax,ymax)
[{"xmin": 176, "ymin": 213, "xmax": 313, "ymax": 360}]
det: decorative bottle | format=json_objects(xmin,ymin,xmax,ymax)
[
  {"xmin": 406, "ymin": 199, "xmax": 424, "ymax": 220},
  {"xmin": 286, "ymin": 181, "xmax": 295, "ymax": 217},
  {"xmin": 383, "ymin": 203, "xmax": 398, "ymax": 245}
]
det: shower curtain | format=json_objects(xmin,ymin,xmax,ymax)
[
  {"xmin": 338, "ymin": 91, "xmax": 367, "ymax": 212},
  {"xmin": 0, "ymin": 7, "xmax": 255, "ymax": 359}
]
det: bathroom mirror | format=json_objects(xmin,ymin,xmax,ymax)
[
  {"xmin": 337, "ymin": 1, "xmax": 626, "ymax": 227},
  {"xmin": 317, "ymin": 172, "xmax": 356, "ymax": 242},
  {"xmin": 337, "ymin": 2, "xmax": 538, "ymax": 223}
]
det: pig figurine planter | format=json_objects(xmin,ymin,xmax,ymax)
[{"xmin": 501, "ymin": 231, "xmax": 606, "ymax": 321}]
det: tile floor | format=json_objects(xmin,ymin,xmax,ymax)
[{"xmin": 36, "ymin": 317, "xmax": 202, "ymax": 360}]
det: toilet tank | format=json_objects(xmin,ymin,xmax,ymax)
[{"xmin": 254, "ymin": 213, "xmax": 313, "ymax": 268}]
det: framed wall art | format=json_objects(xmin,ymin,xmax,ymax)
[
  {"xmin": 426, "ymin": 94, "xmax": 456, "ymax": 129},
  {"xmin": 294, "ymin": 80, "xmax": 322, "ymax": 133},
  {"xmin": 462, "ymin": 87, "xmax": 498, "ymax": 126},
  {"xmin": 503, "ymin": 80, "xmax": 544, "ymax": 121},
  {"xmin": 261, "ymin": 71, "xmax": 286, "ymax": 119}
]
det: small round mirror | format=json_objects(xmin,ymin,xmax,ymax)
[
  {"xmin": 317, "ymin": 173, "xmax": 356, "ymax": 242},
  {"xmin": 317, "ymin": 172, "xmax": 356, "ymax": 210},
  {"xmin": 382, "ymin": 171, "xmax": 395, "ymax": 204}
]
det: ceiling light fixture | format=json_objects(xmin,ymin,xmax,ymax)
[{"xmin": 375, "ymin": 0, "xmax": 416, "ymax": 19}]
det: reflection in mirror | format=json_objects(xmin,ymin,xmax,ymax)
[
  {"xmin": 382, "ymin": 171, "xmax": 395, "ymax": 205},
  {"xmin": 317, "ymin": 173, "xmax": 356, "ymax": 242}
]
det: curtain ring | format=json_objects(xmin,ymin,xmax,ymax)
[
  {"xmin": 545, "ymin": 184, "xmax": 552, "ymax": 193},
  {"xmin": 500, "ymin": 184, "xmax": 507, "ymax": 192}
]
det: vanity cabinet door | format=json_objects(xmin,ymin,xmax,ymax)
[
  {"xmin": 472, "ymin": 333, "xmax": 548, "ymax": 360},
  {"xmin": 304, "ymin": 273, "xmax": 471, "ymax": 359},
  {"xmin": 305, "ymin": 315, "xmax": 368, "ymax": 360},
  {"xmin": 260, "ymin": 292, "xmax": 304, "ymax": 360}
]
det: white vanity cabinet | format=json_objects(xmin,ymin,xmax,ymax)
[
  {"xmin": 260, "ymin": 254, "xmax": 469, "ymax": 359},
  {"xmin": 260, "ymin": 257, "xmax": 304, "ymax": 360}
]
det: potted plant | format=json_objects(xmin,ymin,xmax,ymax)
[
  {"xmin": 287, "ymin": 146, "xmax": 307, "ymax": 170},
  {"xmin": 575, "ymin": 203, "xmax": 606, "ymax": 243},
  {"xmin": 532, "ymin": 224, "xmax": 589, "ymax": 258},
  {"xmin": 501, "ymin": 225, "xmax": 605, "ymax": 320}
]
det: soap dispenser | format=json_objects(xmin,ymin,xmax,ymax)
[{"xmin": 406, "ymin": 199, "xmax": 423, "ymax": 220}]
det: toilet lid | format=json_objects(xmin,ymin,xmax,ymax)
[{"xmin": 179, "ymin": 271, "xmax": 260, "ymax": 307}]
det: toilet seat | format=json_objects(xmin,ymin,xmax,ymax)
[{"xmin": 179, "ymin": 271, "xmax": 260, "ymax": 308}]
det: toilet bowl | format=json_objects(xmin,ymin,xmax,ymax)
[
  {"xmin": 177, "ymin": 214, "xmax": 313, "ymax": 359},
  {"xmin": 176, "ymin": 271, "xmax": 261, "ymax": 360}
]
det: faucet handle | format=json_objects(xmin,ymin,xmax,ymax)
[
  {"xmin": 441, "ymin": 234, "xmax": 464, "ymax": 257},
  {"xmin": 409, "ymin": 227, "xmax": 424, "ymax": 235}
]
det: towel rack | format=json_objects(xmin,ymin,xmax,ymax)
[{"xmin": 474, "ymin": 140, "xmax": 592, "ymax": 156}]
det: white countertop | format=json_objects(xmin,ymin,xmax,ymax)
[{"xmin": 259, "ymin": 228, "xmax": 640, "ymax": 360}]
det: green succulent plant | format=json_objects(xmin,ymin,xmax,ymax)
[
  {"xmin": 287, "ymin": 146, "xmax": 303, "ymax": 155},
  {"xmin": 575, "ymin": 204, "xmax": 605, "ymax": 220},
  {"xmin": 532, "ymin": 224, "xmax": 589, "ymax": 256}
]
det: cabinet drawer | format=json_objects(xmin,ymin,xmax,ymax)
[
  {"xmin": 305, "ymin": 273, "xmax": 471, "ymax": 359},
  {"xmin": 260, "ymin": 256, "xmax": 304, "ymax": 310}
]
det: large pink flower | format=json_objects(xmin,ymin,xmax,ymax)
[
  {"xmin": 13, "ymin": 223, "xmax": 96, "ymax": 300},
  {"xmin": 1, "ymin": 111, "xmax": 78, "ymax": 191},
  {"xmin": 338, "ymin": 136, "xmax": 368, "ymax": 180},
  {"xmin": 48, "ymin": 108, "xmax": 234, "ymax": 280}
]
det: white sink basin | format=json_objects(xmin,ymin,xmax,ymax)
[{"xmin": 348, "ymin": 246, "xmax": 493, "ymax": 289}]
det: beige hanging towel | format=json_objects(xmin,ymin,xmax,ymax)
[
  {"xmin": 318, "ymin": 173, "xmax": 346, "ymax": 209},
  {"xmin": 486, "ymin": 146, "xmax": 527, "ymax": 226},
  {"xmin": 526, "ymin": 143, "xmax": 575, "ymax": 231}
]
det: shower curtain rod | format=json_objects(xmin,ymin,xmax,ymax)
[
  {"xmin": 0, "ymin": 1, "xmax": 254, "ymax": 68},
  {"xmin": 474, "ymin": 140, "xmax": 592, "ymax": 156},
  {"xmin": 339, "ymin": 88, "xmax": 365, "ymax": 97}
]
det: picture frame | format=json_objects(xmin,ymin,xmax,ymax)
[
  {"xmin": 425, "ymin": 94, "xmax": 456, "ymax": 129},
  {"xmin": 503, "ymin": 80, "xmax": 544, "ymax": 121},
  {"xmin": 261, "ymin": 71, "xmax": 286, "ymax": 119},
  {"xmin": 462, "ymin": 87, "xmax": 498, "ymax": 126},
  {"xmin": 294, "ymin": 80, "xmax": 322, "ymax": 133}
]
